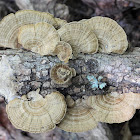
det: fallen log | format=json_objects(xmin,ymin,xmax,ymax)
[{"xmin": 0, "ymin": 47, "xmax": 139, "ymax": 99}]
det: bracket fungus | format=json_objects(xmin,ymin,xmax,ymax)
[
  {"xmin": 50, "ymin": 64, "xmax": 76, "ymax": 85},
  {"xmin": 6, "ymin": 89, "xmax": 67, "ymax": 133},
  {"xmin": 58, "ymin": 22, "xmax": 98, "ymax": 56},
  {"xmin": 81, "ymin": 17, "xmax": 128, "ymax": 54},
  {"xmin": 16, "ymin": 10, "xmax": 57, "ymax": 27},
  {"xmin": 0, "ymin": 10, "xmax": 57, "ymax": 49},
  {"xmin": 53, "ymin": 41, "xmax": 72, "ymax": 63},
  {"xmin": 18, "ymin": 22, "xmax": 60, "ymax": 55},
  {"xmin": 57, "ymin": 95, "xmax": 98, "ymax": 132},
  {"xmin": 0, "ymin": 9, "xmax": 139, "ymax": 134},
  {"xmin": 55, "ymin": 18, "xmax": 67, "ymax": 29},
  {"xmin": 86, "ymin": 92, "xmax": 140, "ymax": 123}
]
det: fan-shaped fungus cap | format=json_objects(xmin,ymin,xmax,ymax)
[
  {"xmin": 50, "ymin": 64, "xmax": 76, "ymax": 85},
  {"xmin": 81, "ymin": 17, "xmax": 128, "ymax": 54},
  {"xmin": 53, "ymin": 41, "xmax": 72, "ymax": 63},
  {"xmin": 6, "ymin": 89, "xmax": 67, "ymax": 133},
  {"xmin": 55, "ymin": 18, "xmax": 67, "ymax": 29},
  {"xmin": 65, "ymin": 95, "xmax": 75, "ymax": 107},
  {"xmin": 57, "ymin": 96, "xmax": 98, "ymax": 132},
  {"xmin": 15, "ymin": 10, "xmax": 57, "ymax": 27},
  {"xmin": 0, "ymin": 10, "xmax": 57, "ymax": 49},
  {"xmin": 86, "ymin": 92, "xmax": 140, "ymax": 123},
  {"xmin": 18, "ymin": 22, "xmax": 60, "ymax": 55},
  {"xmin": 0, "ymin": 13, "xmax": 20, "ymax": 49},
  {"xmin": 58, "ymin": 22, "xmax": 98, "ymax": 56}
]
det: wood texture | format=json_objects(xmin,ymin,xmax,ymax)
[{"xmin": 0, "ymin": 47, "xmax": 139, "ymax": 98}]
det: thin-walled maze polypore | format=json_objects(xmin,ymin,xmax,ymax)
[
  {"xmin": 0, "ymin": 9, "xmax": 138, "ymax": 134},
  {"xmin": 57, "ymin": 96, "xmax": 98, "ymax": 132},
  {"xmin": 18, "ymin": 22, "xmax": 60, "ymax": 55},
  {"xmin": 0, "ymin": 10, "xmax": 57, "ymax": 49},
  {"xmin": 86, "ymin": 92, "xmax": 140, "ymax": 123},
  {"xmin": 50, "ymin": 64, "xmax": 76, "ymax": 85},
  {"xmin": 80, "ymin": 16, "xmax": 128, "ymax": 54},
  {"xmin": 6, "ymin": 89, "xmax": 67, "ymax": 133}
]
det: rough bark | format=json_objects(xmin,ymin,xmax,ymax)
[{"xmin": 0, "ymin": 47, "xmax": 139, "ymax": 100}]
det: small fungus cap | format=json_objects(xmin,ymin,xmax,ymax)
[
  {"xmin": 18, "ymin": 22, "xmax": 60, "ymax": 55},
  {"xmin": 50, "ymin": 64, "xmax": 76, "ymax": 85},
  {"xmin": 58, "ymin": 22, "xmax": 98, "ymax": 56},
  {"xmin": 57, "ymin": 96, "xmax": 98, "ymax": 132},
  {"xmin": 53, "ymin": 41, "xmax": 72, "ymax": 63},
  {"xmin": 81, "ymin": 16, "xmax": 128, "ymax": 54},
  {"xmin": 6, "ymin": 89, "xmax": 67, "ymax": 133},
  {"xmin": 86, "ymin": 92, "xmax": 140, "ymax": 123}
]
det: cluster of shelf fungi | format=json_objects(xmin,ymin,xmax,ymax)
[{"xmin": 0, "ymin": 10, "xmax": 140, "ymax": 133}]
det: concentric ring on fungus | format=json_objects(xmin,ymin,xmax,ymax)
[
  {"xmin": 86, "ymin": 92, "xmax": 140, "ymax": 123},
  {"xmin": 18, "ymin": 22, "xmax": 60, "ymax": 55},
  {"xmin": 57, "ymin": 96, "xmax": 98, "ymax": 132},
  {"xmin": 80, "ymin": 16, "xmax": 128, "ymax": 54},
  {"xmin": 0, "ymin": 10, "xmax": 57, "ymax": 49},
  {"xmin": 50, "ymin": 64, "xmax": 76, "ymax": 85},
  {"xmin": 58, "ymin": 22, "xmax": 98, "ymax": 56},
  {"xmin": 6, "ymin": 89, "xmax": 67, "ymax": 133}
]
